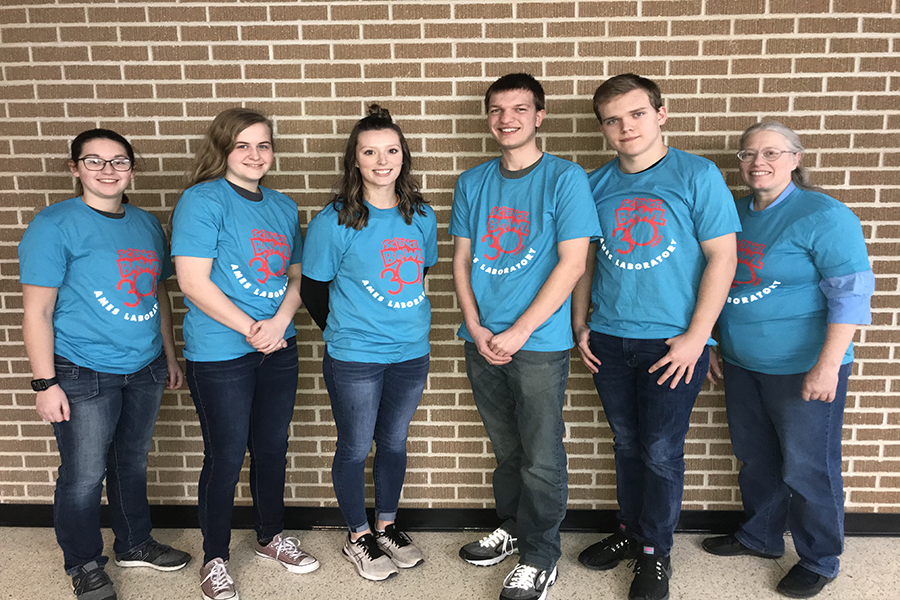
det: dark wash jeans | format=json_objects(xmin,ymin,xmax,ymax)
[
  {"xmin": 724, "ymin": 360, "xmax": 850, "ymax": 579},
  {"xmin": 186, "ymin": 337, "xmax": 298, "ymax": 563},
  {"xmin": 588, "ymin": 331, "xmax": 708, "ymax": 556},
  {"xmin": 52, "ymin": 353, "xmax": 167, "ymax": 574},
  {"xmin": 322, "ymin": 350, "xmax": 429, "ymax": 533},
  {"xmin": 464, "ymin": 342, "xmax": 570, "ymax": 570}
]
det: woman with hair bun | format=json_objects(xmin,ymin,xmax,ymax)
[
  {"xmin": 302, "ymin": 104, "xmax": 437, "ymax": 582},
  {"xmin": 172, "ymin": 108, "xmax": 317, "ymax": 600},
  {"xmin": 19, "ymin": 129, "xmax": 191, "ymax": 600},
  {"xmin": 703, "ymin": 122, "xmax": 874, "ymax": 599}
]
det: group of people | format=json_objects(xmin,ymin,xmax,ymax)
[{"xmin": 19, "ymin": 72, "xmax": 873, "ymax": 600}]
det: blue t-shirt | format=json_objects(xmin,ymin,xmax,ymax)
[
  {"xmin": 171, "ymin": 178, "xmax": 303, "ymax": 361},
  {"xmin": 449, "ymin": 154, "xmax": 602, "ymax": 352},
  {"xmin": 587, "ymin": 147, "xmax": 741, "ymax": 339},
  {"xmin": 18, "ymin": 197, "xmax": 173, "ymax": 374},
  {"xmin": 304, "ymin": 202, "xmax": 438, "ymax": 363},
  {"xmin": 718, "ymin": 186, "xmax": 873, "ymax": 374}
]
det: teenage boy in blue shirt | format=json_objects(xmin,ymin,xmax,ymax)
[
  {"xmin": 451, "ymin": 73, "xmax": 601, "ymax": 600},
  {"xmin": 571, "ymin": 73, "xmax": 740, "ymax": 600}
]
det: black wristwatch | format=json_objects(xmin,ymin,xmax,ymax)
[{"xmin": 31, "ymin": 377, "xmax": 58, "ymax": 392}]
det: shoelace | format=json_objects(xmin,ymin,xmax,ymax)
[
  {"xmin": 506, "ymin": 564, "xmax": 539, "ymax": 590},
  {"xmin": 479, "ymin": 528, "xmax": 510, "ymax": 548},
  {"xmin": 202, "ymin": 561, "xmax": 234, "ymax": 594},
  {"xmin": 383, "ymin": 526, "xmax": 411, "ymax": 548},
  {"xmin": 356, "ymin": 535, "xmax": 385, "ymax": 560},
  {"xmin": 273, "ymin": 536, "xmax": 307, "ymax": 560},
  {"xmin": 632, "ymin": 556, "xmax": 665, "ymax": 581}
]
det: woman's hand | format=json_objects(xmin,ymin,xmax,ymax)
[
  {"xmin": 35, "ymin": 386, "xmax": 70, "ymax": 422},
  {"xmin": 802, "ymin": 361, "xmax": 840, "ymax": 402},
  {"xmin": 706, "ymin": 346, "xmax": 723, "ymax": 386},
  {"xmin": 247, "ymin": 319, "xmax": 289, "ymax": 355},
  {"xmin": 166, "ymin": 358, "xmax": 184, "ymax": 389}
]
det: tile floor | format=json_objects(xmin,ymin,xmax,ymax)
[{"xmin": 0, "ymin": 527, "xmax": 891, "ymax": 599}]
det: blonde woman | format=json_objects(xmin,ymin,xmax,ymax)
[{"xmin": 171, "ymin": 108, "xmax": 316, "ymax": 600}]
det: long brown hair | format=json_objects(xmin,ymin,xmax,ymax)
[
  {"xmin": 329, "ymin": 104, "xmax": 426, "ymax": 230},
  {"xmin": 186, "ymin": 108, "xmax": 274, "ymax": 188}
]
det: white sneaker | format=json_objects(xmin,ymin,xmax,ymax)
[
  {"xmin": 375, "ymin": 524, "xmax": 425, "ymax": 568},
  {"xmin": 342, "ymin": 533, "xmax": 399, "ymax": 581}
]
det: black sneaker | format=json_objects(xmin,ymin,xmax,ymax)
[
  {"xmin": 578, "ymin": 529, "xmax": 637, "ymax": 570},
  {"xmin": 459, "ymin": 527, "xmax": 518, "ymax": 566},
  {"xmin": 776, "ymin": 564, "xmax": 834, "ymax": 598},
  {"xmin": 115, "ymin": 539, "xmax": 192, "ymax": 571},
  {"xmin": 629, "ymin": 551, "xmax": 672, "ymax": 600},
  {"xmin": 500, "ymin": 563, "xmax": 558, "ymax": 600},
  {"xmin": 72, "ymin": 561, "xmax": 117, "ymax": 600}
]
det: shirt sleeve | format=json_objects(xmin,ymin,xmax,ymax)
[
  {"xmin": 301, "ymin": 209, "xmax": 344, "ymax": 282},
  {"xmin": 423, "ymin": 206, "xmax": 438, "ymax": 267},
  {"xmin": 290, "ymin": 213, "xmax": 304, "ymax": 265},
  {"xmin": 18, "ymin": 215, "xmax": 67, "ymax": 288},
  {"xmin": 170, "ymin": 189, "xmax": 223, "ymax": 259},
  {"xmin": 819, "ymin": 271, "xmax": 874, "ymax": 324},
  {"xmin": 151, "ymin": 219, "xmax": 175, "ymax": 281},
  {"xmin": 554, "ymin": 165, "xmax": 603, "ymax": 242},
  {"xmin": 692, "ymin": 161, "xmax": 742, "ymax": 242},
  {"xmin": 448, "ymin": 175, "xmax": 471, "ymax": 239}
]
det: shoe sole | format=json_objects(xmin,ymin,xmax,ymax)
[
  {"xmin": 388, "ymin": 555, "xmax": 424, "ymax": 569},
  {"xmin": 201, "ymin": 589, "xmax": 239, "ymax": 600},
  {"xmin": 501, "ymin": 567, "xmax": 558, "ymax": 600},
  {"xmin": 254, "ymin": 550, "xmax": 320, "ymax": 574},
  {"xmin": 115, "ymin": 559, "xmax": 190, "ymax": 572},
  {"xmin": 342, "ymin": 547, "xmax": 399, "ymax": 581},
  {"xmin": 460, "ymin": 547, "xmax": 518, "ymax": 567}
]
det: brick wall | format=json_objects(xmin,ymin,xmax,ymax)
[{"xmin": 1, "ymin": 1, "xmax": 898, "ymax": 514}]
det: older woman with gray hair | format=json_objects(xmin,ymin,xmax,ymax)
[{"xmin": 702, "ymin": 122, "xmax": 874, "ymax": 599}]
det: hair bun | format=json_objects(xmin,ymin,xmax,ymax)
[{"xmin": 367, "ymin": 103, "xmax": 392, "ymax": 120}]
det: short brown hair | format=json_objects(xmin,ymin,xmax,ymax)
[
  {"xmin": 484, "ymin": 73, "xmax": 545, "ymax": 113},
  {"xmin": 592, "ymin": 73, "xmax": 663, "ymax": 121}
]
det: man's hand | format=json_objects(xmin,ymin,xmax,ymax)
[
  {"xmin": 574, "ymin": 323, "xmax": 601, "ymax": 374},
  {"xmin": 802, "ymin": 361, "xmax": 840, "ymax": 402},
  {"xmin": 166, "ymin": 358, "xmax": 184, "ymax": 390},
  {"xmin": 649, "ymin": 331, "xmax": 708, "ymax": 388},
  {"xmin": 488, "ymin": 325, "xmax": 531, "ymax": 359},
  {"xmin": 470, "ymin": 324, "xmax": 511, "ymax": 366},
  {"xmin": 36, "ymin": 386, "xmax": 70, "ymax": 422}
]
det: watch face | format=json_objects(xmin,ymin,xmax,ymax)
[{"xmin": 31, "ymin": 379, "xmax": 47, "ymax": 392}]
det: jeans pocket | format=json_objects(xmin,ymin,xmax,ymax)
[
  {"xmin": 148, "ymin": 353, "xmax": 168, "ymax": 385},
  {"xmin": 54, "ymin": 358, "xmax": 100, "ymax": 404}
]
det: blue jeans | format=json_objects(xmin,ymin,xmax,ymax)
[
  {"xmin": 588, "ymin": 331, "xmax": 708, "ymax": 555},
  {"xmin": 323, "ymin": 350, "xmax": 429, "ymax": 533},
  {"xmin": 464, "ymin": 342, "xmax": 569, "ymax": 570},
  {"xmin": 52, "ymin": 353, "xmax": 167, "ymax": 575},
  {"xmin": 724, "ymin": 361, "xmax": 850, "ymax": 579},
  {"xmin": 186, "ymin": 337, "xmax": 298, "ymax": 563}
]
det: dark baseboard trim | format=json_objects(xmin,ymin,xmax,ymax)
[{"xmin": 2, "ymin": 505, "xmax": 898, "ymax": 536}]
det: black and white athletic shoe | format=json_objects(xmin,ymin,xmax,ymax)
[
  {"xmin": 459, "ymin": 527, "xmax": 518, "ymax": 566},
  {"xmin": 500, "ymin": 563, "xmax": 558, "ymax": 600}
]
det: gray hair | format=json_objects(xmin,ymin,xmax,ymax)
[{"xmin": 739, "ymin": 121, "xmax": 813, "ymax": 190}]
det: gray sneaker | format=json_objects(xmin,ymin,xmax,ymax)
[
  {"xmin": 255, "ymin": 533, "xmax": 320, "ymax": 573},
  {"xmin": 342, "ymin": 533, "xmax": 399, "ymax": 581},
  {"xmin": 72, "ymin": 561, "xmax": 117, "ymax": 600},
  {"xmin": 115, "ymin": 539, "xmax": 191, "ymax": 571},
  {"xmin": 200, "ymin": 558, "xmax": 237, "ymax": 600},
  {"xmin": 375, "ymin": 524, "xmax": 425, "ymax": 568}
]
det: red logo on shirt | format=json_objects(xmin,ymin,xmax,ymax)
[
  {"xmin": 380, "ymin": 238, "xmax": 424, "ymax": 295},
  {"xmin": 482, "ymin": 206, "xmax": 530, "ymax": 260},
  {"xmin": 116, "ymin": 248, "xmax": 161, "ymax": 307},
  {"xmin": 733, "ymin": 240, "xmax": 766, "ymax": 288},
  {"xmin": 612, "ymin": 197, "xmax": 667, "ymax": 255},
  {"xmin": 249, "ymin": 229, "xmax": 290, "ymax": 284}
]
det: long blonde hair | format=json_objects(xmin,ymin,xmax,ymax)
[{"xmin": 186, "ymin": 108, "xmax": 274, "ymax": 187}]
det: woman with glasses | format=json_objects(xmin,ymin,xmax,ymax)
[
  {"xmin": 301, "ymin": 105, "xmax": 436, "ymax": 581},
  {"xmin": 171, "ymin": 108, "xmax": 317, "ymax": 600},
  {"xmin": 702, "ymin": 122, "xmax": 874, "ymax": 599},
  {"xmin": 19, "ymin": 129, "xmax": 191, "ymax": 600}
]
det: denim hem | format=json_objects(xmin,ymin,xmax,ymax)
[
  {"xmin": 115, "ymin": 536, "xmax": 153, "ymax": 559},
  {"xmin": 734, "ymin": 530, "xmax": 781, "ymax": 557},
  {"xmin": 797, "ymin": 558, "xmax": 839, "ymax": 580},
  {"xmin": 348, "ymin": 520, "xmax": 371, "ymax": 534},
  {"xmin": 375, "ymin": 510, "xmax": 398, "ymax": 523}
]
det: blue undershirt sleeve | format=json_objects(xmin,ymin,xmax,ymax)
[{"xmin": 818, "ymin": 271, "xmax": 874, "ymax": 324}]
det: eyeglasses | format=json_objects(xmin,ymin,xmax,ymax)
[
  {"xmin": 77, "ymin": 157, "xmax": 133, "ymax": 171},
  {"xmin": 736, "ymin": 149, "xmax": 797, "ymax": 163}
]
